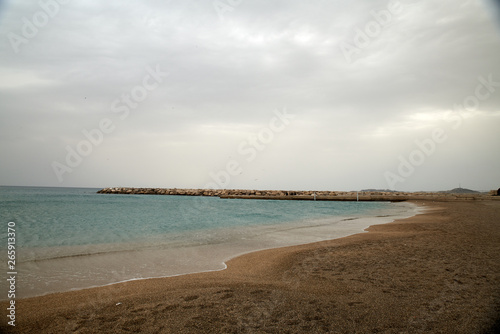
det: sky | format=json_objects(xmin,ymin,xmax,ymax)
[{"xmin": 0, "ymin": 0, "xmax": 499, "ymax": 192}]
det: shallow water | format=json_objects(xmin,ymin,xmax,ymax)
[{"xmin": 0, "ymin": 186, "xmax": 418, "ymax": 299}]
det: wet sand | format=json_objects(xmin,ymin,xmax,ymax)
[{"xmin": 3, "ymin": 200, "xmax": 500, "ymax": 333}]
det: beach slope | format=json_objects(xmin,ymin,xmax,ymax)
[{"xmin": 3, "ymin": 201, "xmax": 500, "ymax": 333}]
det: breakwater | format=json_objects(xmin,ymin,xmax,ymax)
[{"xmin": 96, "ymin": 188, "xmax": 499, "ymax": 201}]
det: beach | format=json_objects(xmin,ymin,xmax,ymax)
[
  {"xmin": 0, "ymin": 187, "xmax": 418, "ymax": 300},
  {"xmin": 3, "ymin": 200, "xmax": 500, "ymax": 333}
]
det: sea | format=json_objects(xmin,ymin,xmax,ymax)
[{"xmin": 0, "ymin": 186, "xmax": 419, "ymax": 299}]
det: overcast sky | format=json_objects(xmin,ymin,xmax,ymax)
[{"xmin": 1, "ymin": 0, "xmax": 499, "ymax": 191}]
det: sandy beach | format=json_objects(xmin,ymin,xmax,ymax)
[{"xmin": 3, "ymin": 200, "xmax": 500, "ymax": 333}]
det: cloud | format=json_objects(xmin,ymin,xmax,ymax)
[{"xmin": 0, "ymin": 0, "xmax": 499, "ymax": 191}]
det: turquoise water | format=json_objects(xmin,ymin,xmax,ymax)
[
  {"xmin": 0, "ymin": 186, "xmax": 417, "ymax": 299},
  {"xmin": 0, "ymin": 186, "xmax": 391, "ymax": 251}
]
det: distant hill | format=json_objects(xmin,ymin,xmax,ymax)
[{"xmin": 442, "ymin": 188, "xmax": 479, "ymax": 194}]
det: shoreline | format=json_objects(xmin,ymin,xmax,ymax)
[
  {"xmin": 3, "ymin": 200, "xmax": 500, "ymax": 333},
  {"xmin": 8, "ymin": 202, "xmax": 419, "ymax": 300}
]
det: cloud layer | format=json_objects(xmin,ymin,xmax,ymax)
[{"xmin": 1, "ymin": 0, "xmax": 499, "ymax": 191}]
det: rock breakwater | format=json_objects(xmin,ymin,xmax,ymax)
[{"xmin": 96, "ymin": 188, "xmax": 500, "ymax": 202}]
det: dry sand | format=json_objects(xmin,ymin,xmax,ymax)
[{"xmin": 2, "ymin": 200, "xmax": 500, "ymax": 333}]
